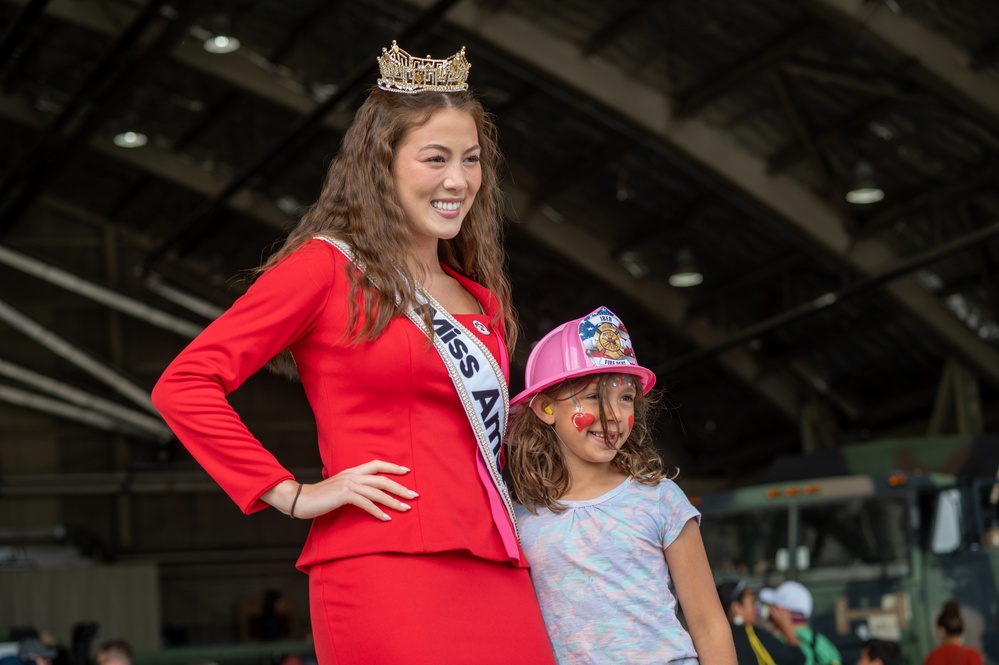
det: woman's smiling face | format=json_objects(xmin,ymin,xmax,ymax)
[{"xmin": 391, "ymin": 107, "xmax": 482, "ymax": 253}]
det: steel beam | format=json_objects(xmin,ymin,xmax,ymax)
[
  {"xmin": 582, "ymin": 0, "xmax": 676, "ymax": 56},
  {"xmin": 508, "ymin": 189, "xmax": 803, "ymax": 423},
  {"xmin": 971, "ymin": 39, "xmax": 999, "ymax": 71},
  {"xmin": 0, "ymin": 0, "xmax": 197, "ymax": 230},
  {"xmin": 807, "ymin": 0, "xmax": 999, "ymax": 137},
  {"xmin": 425, "ymin": 0, "xmax": 999, "ymax": 386},
  {"xmin": 530, "ymin": 134, "xmax": 634, "ymax": 207},
  {"xmin": 17, "ymin": 0, "xmax": 355, "ymax": 124},
  {"xmin": 767, "ymin": 97, "xmax": 905, "ymax": 174},
  {"xmin": 859, "ymin": 162, "xmax": 999, "ymax": 239},
  {"xmin": 659, "ymin": 218, "xmax": 999, "ymax": 376},
  {"xmin": 0, "ymin": 298, "xmax": 159, "ymax": 414},
  {"xmin": 612, "ymin": 192, "xmax": 719, "ymax": 255},
  {"xmin": 13, "ymin": 0, "xmax": 994, "ymax": 412},
  {"xmin": 0, "ymin": 383, "xmax": 156, "ymax": 438},
  {"xmin": 0, "ymin": 358, "xmax": 172, "ymax": 440},
  {"xmin": 138, "ymin": 0, "xmax": 465, "ymax": 275},
  {"xmin": 673, "ymin": 19, "xmax": 825, "ymax": 118},
  {"xmin": 0, "ymin": 0, "xmax": 51, "ymax": 74},
  {"xmin": 0, "ymin": 92, "xmax": 291, "ymax": 228},
  {"xmin": 0, "ymin": 88, "xmax": 808, "ymax": 423},
  {"xmin": 0, "ymin": 244, "xmax": 205, "ymax": 337}
]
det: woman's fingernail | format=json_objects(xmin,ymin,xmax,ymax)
[
  {"xmin": 399, "ymin": 466, "xmax": 410, "ymax": 473},
  {"xmin": 399, "ymin": 503, "xmax": 411, "ymax": 511},
  {"xmin": 408, "ymin": 490, "xmax": 419, "ymax": 498},
  {"xmin": 380, "ymin": 512, "xmax": 391, "ymax": 521}
]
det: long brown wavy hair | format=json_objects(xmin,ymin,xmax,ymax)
[
  {"xmin": 508, "ymin": 373, "xmax": 671, "ymax": 514},
  {"xmin": 260, "ymin": 87, "xmax": 515, "ymax": 373}
]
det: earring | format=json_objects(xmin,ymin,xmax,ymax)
[{"xmin": 543, "ymin": 405, "xmax": 554, "ymax": 415}]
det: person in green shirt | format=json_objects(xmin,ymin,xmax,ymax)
[{"xmin": 760, "ymin": 581, "xmax": 841, "ymax": 665}]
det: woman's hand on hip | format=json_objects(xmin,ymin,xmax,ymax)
[{"xmin": 265, "ymin": 461, "xmax": 417, "ymax": 521}]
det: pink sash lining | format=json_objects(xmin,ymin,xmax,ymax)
[{"xmin": 477, "ymin": 455, "xmax": 522, "ymax": 562}]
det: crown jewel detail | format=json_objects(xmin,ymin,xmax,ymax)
[{"xmin": 376, "ymin": 41, "xmax": 470, "ymax": 94}]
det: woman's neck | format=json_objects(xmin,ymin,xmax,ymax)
[
  {"xmin": 943, "ymin": 635, "xmax": 964, "ymax": 646},
  {"xmin": 406, "ymin": 240, "xmax": 442, "ymax": 278}
]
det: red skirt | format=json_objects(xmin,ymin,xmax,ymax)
[{"xmin": 308, "ymin": 551, "xmax": 555, "ymax": 664}]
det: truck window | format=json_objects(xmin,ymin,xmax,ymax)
[
  {"xmin": 701, "ymin": 507, "xmax": 789, "ymax": 581},
  {"xmin": 798, "ymin": 497, "xmax": 910, "ymax": 580}
]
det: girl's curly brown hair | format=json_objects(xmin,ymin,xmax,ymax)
[
  {"xmin": 508, "ymin": 373, "xmax": 672, "ymax": 514},
  {"xmin": 259, "ymin": 88, "xmax": 515, "ymax": 374}
]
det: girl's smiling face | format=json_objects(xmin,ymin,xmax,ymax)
[
  {"xmin": 538, "ymin": 374, "xmax": 637, "ymax": 468},
  {"xmin": 391, "ymin": 107, "xmax": 482, "ymax": 254}
]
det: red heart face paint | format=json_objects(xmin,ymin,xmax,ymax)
[
  {"xmin": 547, "ymin": 377, "xmax": 637, "ymax": 468},
  {"xmin": 628, "ymin": 415, "xmax": 634, "ymax": 429},
  {"xmin": 571, "ymin": 411, "xmax": 596, "ymax": 432}
]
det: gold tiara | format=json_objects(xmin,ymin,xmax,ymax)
[{"xmin": 376, "ymin": 40, "xmax": 470, "ymax": 94}]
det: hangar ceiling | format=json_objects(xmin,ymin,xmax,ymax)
[{"xmin": 2, "ymin": 0, "xmax": 999, "ymax": 549}]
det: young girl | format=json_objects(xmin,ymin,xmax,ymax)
[{"xmin": 508, "ymin": 306, "xmax": 736, "ymax": 665}]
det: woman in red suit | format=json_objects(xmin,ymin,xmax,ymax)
[{"xmin": 152, "ymin": 42, "xmax": 555, "ymax": 665}]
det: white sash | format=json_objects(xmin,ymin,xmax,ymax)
[{"xmin": 315, "ymin": 236, "xmax": 519, "ymax": 539}]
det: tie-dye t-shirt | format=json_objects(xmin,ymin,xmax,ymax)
[{"xmin": 515, "ymin": 477, "xmax": 700, "ymax": 665}]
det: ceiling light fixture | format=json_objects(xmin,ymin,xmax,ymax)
[
  {"xmin": 276, "ymin": 196, "xmax": 301, "ymax": 215},
  {"xmin": 204, "ymin": 34, "xmax": 240, "ymax": 54},
  {"xmin": 845, "ymin": 160, "xmax": 885, "ymax": 205},
  {"xmin": 668, "ymin": 246, "xmax": 703, "ymax": 287},
  {"xmin": 203, "ymin": 16, "xmax": 240, "ymax": 54},
  {"xmin": 112, "ymin": 130, "xmax": 148, "ymax": 148},
  {"xmin": 619, "ymin": 250, "xmax": 649, "ymax": 279}
]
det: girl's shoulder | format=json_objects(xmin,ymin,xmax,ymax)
[
  {"xmin": 636, "ymin": 477, "xmax": 699, "ymax": 521},
  {"xmin": 611, "ymin": 477, "xmax": 694, "ymax": 514},
  {"xmin": 631, "ymin": 476, "xmax": 690, "ymax": 502}
]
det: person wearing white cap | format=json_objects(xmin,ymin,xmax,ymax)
[
  {"xmin": 759, "ymin": 581, "xmax": 841, "ymax": 665},
  {"xmin": 717, "ymin": 580, "xmax": 805, "ymax": 665},
  {"xmin": 507, "ymin": 306, "xmax": 736, "ymax": 665}
]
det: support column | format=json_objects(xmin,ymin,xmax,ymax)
[{"xmin": 928, "ymin": 359, "xmax": 983, "ymax": 436}]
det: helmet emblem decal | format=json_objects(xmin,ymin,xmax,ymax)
[{"xmin": 578, "ymin": 306, "xmax": 637, "ymax": 366}]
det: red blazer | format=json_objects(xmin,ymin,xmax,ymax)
[{"xmin": 152, "ymin": 239, "xmax": 525, "ymax": 570}]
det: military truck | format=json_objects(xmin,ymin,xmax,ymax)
[{"xmin": 695, "ymin": 434, "xmax": 999, "ymax": 665}]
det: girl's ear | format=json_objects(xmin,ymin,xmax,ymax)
[{"xmin": 531, "ymin": 396, "xmax": 557, "ymax": 425}]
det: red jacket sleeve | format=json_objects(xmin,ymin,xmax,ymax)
[{"xmin": 151, "ymin": 241, "xmax": 336, "ymax": 513}]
